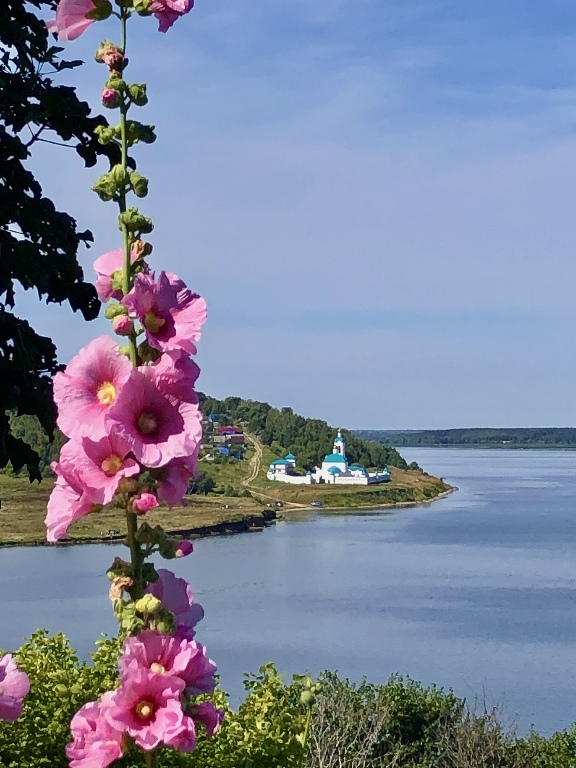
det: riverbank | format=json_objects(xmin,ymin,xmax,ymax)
[{"xmin": 0, "ymin": 470, "xmax": 454, "ymax": 547}]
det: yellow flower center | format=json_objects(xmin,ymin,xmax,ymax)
[
  {"xmin": 135, "ymin": 700, "xmax": 154, "ymax": 720},
  {"xmin": 143, "ymin": 312, "xmax": 166, "ymax": 334},
  {"xmin": 150, "ymin": 663, "xmax": 166, "ymax": 674},
  {"xmin": 101, "ymin": 454, "xmax": 123, "ymax": 477},
  {"xmin": 137, "ymin": 412, "xmax": 157, "ymax": 435},
  {"xmin": 97, "ymin": 381, "xmax": 116, "ymax": 405}
]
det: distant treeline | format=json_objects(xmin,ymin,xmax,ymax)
[
  {"xmin": 354, "ymin": 427, "xmax": 576, "ymax": 449},
  {"xmin": 200, "ymin": 395, "xmax": 411, "ymax": 471}
]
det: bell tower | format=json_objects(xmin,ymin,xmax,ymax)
[{"xmin": 333, "ymin": 429, "xmax": 346, "ymax": 457}]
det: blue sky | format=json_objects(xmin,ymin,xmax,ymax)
[{"xmin": 19, "ymin": 0, "xmax": 576, "ymax": 428}]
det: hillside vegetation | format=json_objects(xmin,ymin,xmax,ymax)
[{"xmin": 200, "ymin": 395, "xmax": 411, "ymax": 470}]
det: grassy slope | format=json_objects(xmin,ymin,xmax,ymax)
[{"xmin": 0, "ymin": 439, "xmax": 452, "ymax": 544}]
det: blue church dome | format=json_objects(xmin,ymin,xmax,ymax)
[{"xmin": 323, "ymin": 453, "xmax": 346, "ymax": 463}]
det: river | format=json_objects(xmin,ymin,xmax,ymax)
[{"xmin": 2, "ymin": 448, "xmax": 575, "ymax": 734}]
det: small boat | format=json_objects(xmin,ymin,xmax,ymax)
[{"xmin": 311, "ymin": 500, "xmax": 323, "ymax": 508}]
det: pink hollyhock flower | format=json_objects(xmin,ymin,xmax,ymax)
[
  {"xmin": 46, "ymin": 0, "xmax": 96, "ymax": 42},
  {"xmin": 53, "ymin": 336, "xmax": 132, "ymax": 440},
  {"xmin": 149, "ymin": 0, "xmax": 194, "ymax": 33},
  {"xmin": 0, "ymin": 655, "xmax": 30, "ymax": 722},
  {"xmin": 58, "ymin": 435, "xmax": 140, "ymax": 506},
  {"xmin": 45, "ymin": 462, "xmax": 98, "ymax": 542},
  {"xmin": 192, "ymin": 701, "xmax": 225, "ymax": 737},
  {"xmin": 175, "ymin": 540, "xmax": 194, "ymax": 558},
  {"xmin": 112, "ymin": 315, "xmax": 134, "ymax": 337},
  {"xmin": 107, "ymin": 367, "xmax": 201, "ymax": 468},
  {"xmin": 119, "ymin": 630, "xmax": 217, "ymax": 696},
  {"xmin": 133, "ymin": 492, "xmax": 159, "ymax": 513},
  {"xmin": 122, "ymin": 271, "xmax": 207, "ymax": 355},
  {"xmin": 66, "ymin": 693, "xmax": 124, "ymax": 768},
  {"xmin": 157, "ymin": 454, "xmax": 198, "ymax": 507},
  {"xmin": 152, "ymin": 351, "xmax": 200, "ymax": 402},
  {"xmin": 104, "ymin": 669, "xmax": 195, "ymax": 751},
  {"xmin": 145, "ymin": 569, "xmax": 204, "ymax": 639},
  {"xmin": 93, "ymin": 247, "xmax": 142, "ymax": 302}
]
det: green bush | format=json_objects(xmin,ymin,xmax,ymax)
[{"xmin": 1, "ymin": 632, "xmax": 575, "ymax": 768}]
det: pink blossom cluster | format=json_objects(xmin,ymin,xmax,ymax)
[
  {"xmin": 67, "ymin": 623, "xmax": 223, "ymax": 766},
  {"xmin": 0, "ymin": 655, "xmax": 30, "ymax": 723},
  {"xmin": 45, "ymin": 246, "xmax": 206, "ymax": 540},
  {"xmin": 47, "ymin": 0, "xmax": 194, "ymax": 41}
]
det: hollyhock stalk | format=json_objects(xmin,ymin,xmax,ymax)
[
  {"xmin": 49, "ymin": 4, "xmax": 220, "ymax": 766},
  {"xmin": 115, "ymin": 9, "xmax": 146, "ymax": 603}
]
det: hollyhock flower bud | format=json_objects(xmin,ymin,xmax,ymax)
[
  {"xmin": 0, "ymin": 655, "xmax": 30, "ymax": 722},
  {"xmin": 95, "ymin": 42, "xmax": 125, "ymax": 71},
  {"xmin": 134, "ymin": 595, "xmax": 163, "ymax": 614},
  {"xmin": 174, "ymin": 540, "xmax": 193, "ymax": 558},
  {"xmin": 66, "ymin": 693, "xmax": 124, "ymax": 768},
  {"xmin": 102, "ymin": 87, "xmax": 120, "ymax": 108},
  {"xmin": 113, "ymin": 315, "xmax": 134, "ymax": 336},
  {"xmin": 133, "ymin": 492, "xmax": 159, "ymax": 513}
]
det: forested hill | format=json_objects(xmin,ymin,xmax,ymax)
[
  {"xmin": 6, "ymin": 396, "xmax": 411, "ymax": 477},
  {"xmin": 354, "ymin": 427, "xmax": 576, "ymax": 449},
  {"xmin": 200, "ymin": 395, "xmax": 410, "ymax": 471}
]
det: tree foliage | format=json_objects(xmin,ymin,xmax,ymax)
[
  {"xmin": 0, "ymin": 0, "xmax": 120, "ymax": 480},
  {"xmin": 355, "ymin": 428, "xmax": 576, "ymax": 449},
  {"xmin": 200, "ymin": 395, "xmax": 410, "ymax": 471}
]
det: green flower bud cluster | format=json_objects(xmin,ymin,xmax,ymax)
[
  {"xmin": 132, "ymin": 522, "xmax": 187, "ymax": 561},
  {"xmin": 119, "ymin": 207, "xmax": 154, "ymax": 234},
  {"xmin": 103, "ymin": 302, "xmax": 128, "ymax": 320},
  {"xmin": 92, "ymin": 165, "xmax": 150, "ymax": 202},
  {"xmin": 300, "ymin": 677, "xmax": 320, "ymax": 708},
  {"xmin": 125, "ymin": 120, "xmax": 156, "ymax": 146}
]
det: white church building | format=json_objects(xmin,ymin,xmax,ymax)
[{"xmin": 267, "ymin": 431, "xmax": 391, "ymax": 486}]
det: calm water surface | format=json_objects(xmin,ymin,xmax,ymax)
[{"xmin": 2, "ymin": 448, "xmax": 575, "ymax": 734}]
